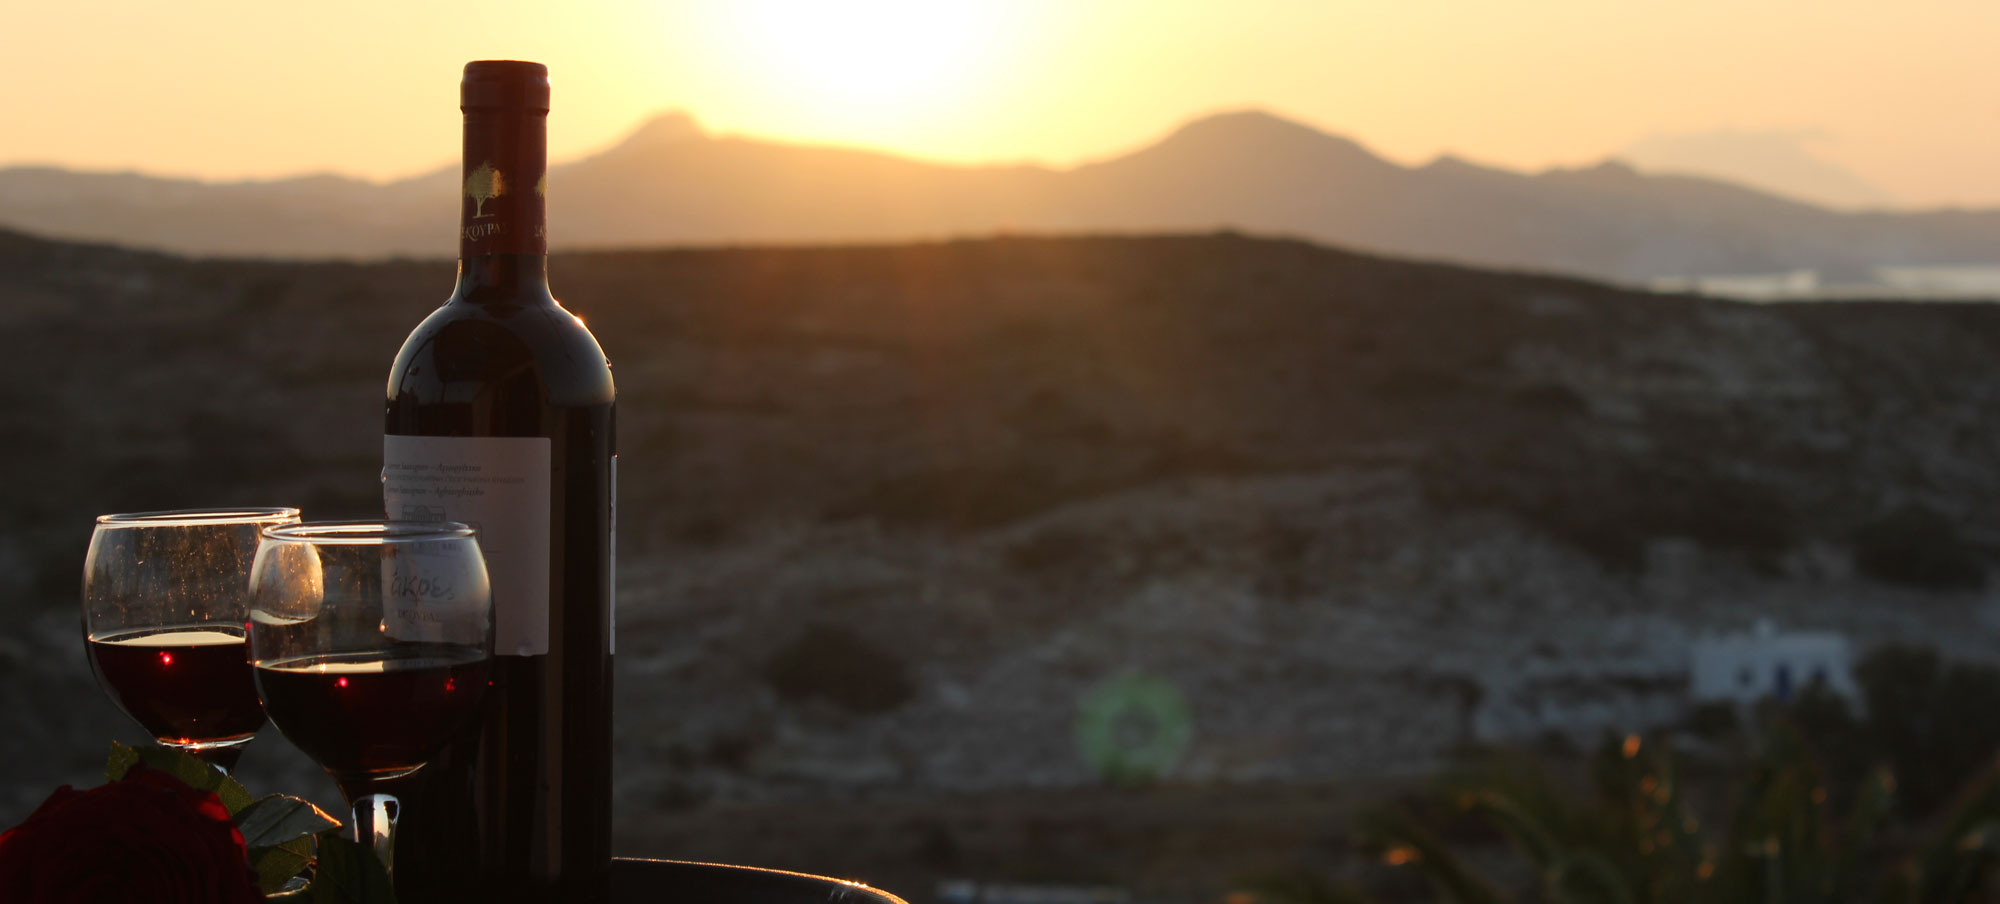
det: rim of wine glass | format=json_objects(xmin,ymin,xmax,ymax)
[
  {"xmin": 96, "ymin": 507, "xmax": 302, "ymax": 528},
  {"xmin": 262, "ymin": 520, "xmax": 476, "ymax": 545}
]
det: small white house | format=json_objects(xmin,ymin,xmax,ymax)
[{"xmin": 1689, "ymin": 619, "xmax": 1859, "ymax": 705}]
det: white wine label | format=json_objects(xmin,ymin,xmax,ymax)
[
  {"xmin": 383, "ymin": 435, "xmax": 552, "ymax": 655},
  {"xmin": 378, "ymin": 539, "xmax": 490, "ymax": 644}
]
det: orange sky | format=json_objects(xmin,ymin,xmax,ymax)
[{"xmin": 4, "ymin": 1, "xmax": 1999, "ymax": 208}]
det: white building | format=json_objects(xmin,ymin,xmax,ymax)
[{"xmin": 1689, "ymin": 619, "xmax": 1859, "ymax": 705}]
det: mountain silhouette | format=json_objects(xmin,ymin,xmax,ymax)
[
  {"xmin": 1619, "ymin": 128, "xmax": 1896, "ymax": 210},
  {"xmin": 4, "ymin": 109, "xmax": 1998, "ymax": 284}
]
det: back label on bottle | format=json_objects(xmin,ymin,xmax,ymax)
[{"xmin": 383, "ymin": 435, "xmax": 552, "ymax": 655}]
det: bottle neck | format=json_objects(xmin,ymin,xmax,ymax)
[
  {"xmin": 459, "ymin": 109, "xmax": 548, "ymax": 260},
  {"xmin": 455, "ymin": 253, "xmax": 549, "ymax": 295}
]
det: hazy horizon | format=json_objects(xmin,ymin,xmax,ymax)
[
  {"xmin": 8, "ymin": 1, "xmax": 2000, "ymax": 209},
  {"xmin": 0, "ymin": 105, "xmax": 1968, "ymax": 219}
]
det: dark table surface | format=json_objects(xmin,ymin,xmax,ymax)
[{"xmin": 610, "ymin": 858, "xmax": 909, "ymax": 904}]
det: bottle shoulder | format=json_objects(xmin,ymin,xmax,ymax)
[{"xmin": 387, "ymin": 293, "xmax": 615, "ymax": 409}]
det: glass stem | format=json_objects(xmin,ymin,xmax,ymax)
[{"xmin": 350, "ymin": 792, "xmax": 401, "ymax": 880}]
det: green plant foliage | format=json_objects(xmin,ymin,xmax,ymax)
[
  {"xmin": 237, "ymin": 795, "xmax": 341, "ymax": 894},
  {"xmin": 1854, "ymin": 647, "xmax": 2000, "ymax": 819},
  {"xmin": 105, "ymin": 740, "xmax": 254, "ymax": 814},
  {"xmin": 310, "ymin": 831, "xmax": 398, "ymax": 904},
  {"xmin": 237, "ymin": 795, "xmax": 343, "ymax": 848},
  {"xmin": 251, "ymin": 835, "xmax": 317, "ymax": 898},
  {"xmin": 1252, "ymin": 724, "xmax": 2000, "ymax": 904},
  {"xmin": 1355, "ymin": 806, "xmax": 1511, "ymax": 904}
]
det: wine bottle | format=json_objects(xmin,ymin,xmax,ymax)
[{"xmin": 383, "ymin": 60, "xmax": 615, "ymax": 902}]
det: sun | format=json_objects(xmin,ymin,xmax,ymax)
[{"xmin": 718, "ymin": 0, "xmax": 1004, "ymax": 113}]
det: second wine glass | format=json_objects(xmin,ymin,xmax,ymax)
[{"xmin": 247, "ymin": 521, "xmax": 492, "ymax": 880}]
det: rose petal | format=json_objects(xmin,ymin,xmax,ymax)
[{"xmin": 0, "ymin": 769, "xmax": 264, "ymax": 902}]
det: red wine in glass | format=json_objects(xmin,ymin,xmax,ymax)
[
  {"xmin": 86, "ymin": 625, "xmax": 266, "ymax": 749},
  {"xmin": 255, "ymin": 645, "xmax": 490, "ymax": 781}
]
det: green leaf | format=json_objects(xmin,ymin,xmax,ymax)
[
  {"xmin": 238, "ymin": 795, "xmax": 343, "ymax": 848},
  {"xmin": 250, "ymin": 836, "xmax": 315, "ymax": 896},
  {"xmin": 311, "ymin": 830, "xmax": 397, "ymax": 904},
  {"xmin": 104, "ymin": 741, "xmax": 139, "ymax": 783},
  {"xmin": 241, "ymin": 796, "xmax": 339, "ymax": 896},
  {"xmin": 1545, "ymin": 852, "xmax": 1637, "ymax": 904},
  {"xmin": 1463, "ymin": 790, "xmax": 1565, "ymax": 872},
  {"xmin": 105, "ymin": 741, "xmax": 255, "ymax": 814}
]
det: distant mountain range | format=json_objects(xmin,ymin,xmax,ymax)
[{"xmin": 7, "ymin": 109, "xmax": 2000, "ymax": 285}]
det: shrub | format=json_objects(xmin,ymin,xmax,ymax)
[
  {"xmin": 760, "ymin": 622, "xmax": 915, "ymax": 714},
  {"xmin": 1855, "ymin": 646, "xmax": 2000, "ymax": 817},
  {"xmin": 1852, "ymin": 506, "xmax": 1986, "ymax": 591}
]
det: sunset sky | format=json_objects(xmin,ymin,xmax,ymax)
[{"xmin": 4, "ymin": 0, "xmax": 1999, "ymax": 208}]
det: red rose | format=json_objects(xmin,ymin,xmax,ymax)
[{"xmin": 0, "ymin": 765, "xmax": 263, "ymax": 903}]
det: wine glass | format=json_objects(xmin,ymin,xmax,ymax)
[
  {"xmin": 83, "ymin": 507, "xmax": 302, "ymax": 772},
  {"xmin": 246, "ymin": 521, "xmax": 492, "ymax": 880}
]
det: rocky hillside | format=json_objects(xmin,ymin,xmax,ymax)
[{"xmin": 3, "ymin": 229, "xmax": 1997, "ymax": 898}]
